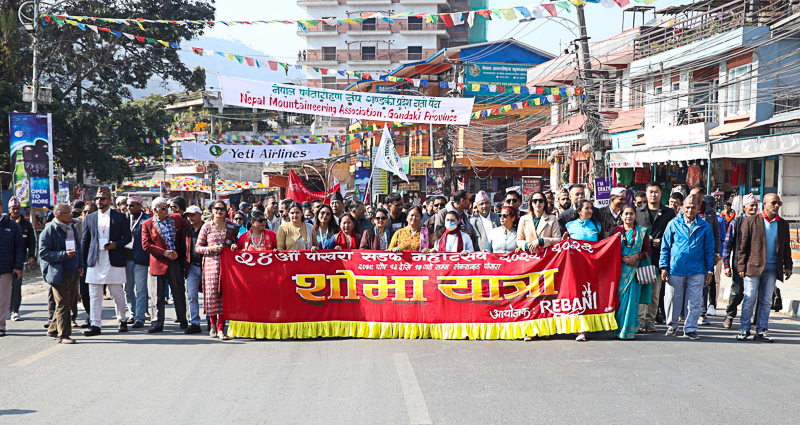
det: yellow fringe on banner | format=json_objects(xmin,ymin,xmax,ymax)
[{"xmin": 227, "ymin": 313, "xmax": 617, "ymax": 340}]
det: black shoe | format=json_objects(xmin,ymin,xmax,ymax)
[
  {"xmin": 80, "ymin": 319, "xmax": 91, "ymax": 329},
  {"xmin": 683, "ymin": 331, "xmax": 700, "ymax": 340},
  {"xmin": 754, "ymin": 332, "xmax": 775, "ymax": 343},
  {"xmin": 44, "ymin": 322, "xmax": 51, "ymax": 329},
  {"xmin": 173, "ymin": 318, "xmax": 181, "ymax": 324},
  {"xmin": 118, "ymin": 322, "xmax": 128, "ymax": 333},
  {"xmin": 184, "ymin": 324, "xmax": 201, "ymax": 334},
  {"xmin": 147, "ymin": 326, "xmax": 164, "ymax": 334},
  {"xmin": 83, "ymin": 326, "xmax": 101, "ymax": 337},
  {"xmin": 126, "ymin": 318, "xmax": 135, "ymax": 324},
  {"xmin": 179, "ymin": 322, "xmax": 189, "ymax": 330},
  {"xmin": 736, "ymin": 330, "xmax": 751, "ymax": 341},
  {"xmin": 132, "ymin": 321, "xmax": 144, "ymax": 329}
]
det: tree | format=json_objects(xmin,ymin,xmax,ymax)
[{"xmin": 1, "ymin": 0, "xmax": 215, "ymax": 183}]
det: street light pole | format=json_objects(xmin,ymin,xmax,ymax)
[{"xmin": 30, "ymin": 0, "xmax": 40, "ymax": 113}]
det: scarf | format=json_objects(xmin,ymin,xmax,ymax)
[
  {"xmin": 438, "ymin": 227, "xmax": 463, "ymax": 253},
  {"xmin": 54, "ymin": 219, "xmax": 74, "ymax": 242},
  {"xmin": 336, "ymin": 230, "xmax": 358, "ymax": 249},
  {"xmin": 154, "ymin": 215, "xmax": 177, "ymax": 250}
]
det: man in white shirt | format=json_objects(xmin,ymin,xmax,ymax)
[{"xmin": 80, "ymin": 187, "xmax": 132, "ymax": 336}]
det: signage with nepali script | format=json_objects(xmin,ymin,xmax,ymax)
[
  {"xmin": 219, "ymin": 75, "xmax": 475, "ymax": 125},
  {"xmin": 221, "ymin": 236, "xmax": 622, "ymax": 340}
]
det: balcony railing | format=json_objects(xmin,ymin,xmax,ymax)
[{"xmin": 633, "ymin": 0, "xmax": 795, "ymax": 60}]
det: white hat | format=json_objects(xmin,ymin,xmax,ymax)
[
  {"xmin": 115, "ymin": 196, "xmax": 127, "ymax": 205},
  {"xmin": 742, "ymin": 193, "xmax": 757, "ymax": 205},
  {"xmin": 474, "ymin": 190, "xmax": 491, "ymax": 203},
  {"xmin": 610, "ymin": 187, "xmax": 627, "ymax": 197},
  {"xmin": 185, "ymin": 205, "xmax": 202, "ymax": 215}
]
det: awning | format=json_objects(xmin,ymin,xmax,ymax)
[
  {"xmin": 708, "ymin": 119, "xmax": 754, "ymax": 136},
  {"xmin": 608, "ymin": 143, "xmax": 708, "ymax": 168},
  {"xmin": 712, "ymin": 132, "xmax": 800, "ymax": 159},
  {"xmin": 745, "ymin": 110, "xmax": 800, "ymax": 129}
]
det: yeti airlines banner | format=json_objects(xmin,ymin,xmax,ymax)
[
  {"xmin": 181, "ymin": 141, "xmax": 331, "ymax": 162},
  {"xmin": 219, "ymin": 75, "xmax": 475, "ymax": 125},
  {"xmin": 221, "ymin": 236, "xmax": 622, "ymax": 340}
]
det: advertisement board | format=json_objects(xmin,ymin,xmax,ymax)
[
  {"xmin": 425, "ymin": 168, "xmax": 445, "ymax": 196},
  {"xmin": 464, "ymin": 63, "xmax": 532, "ymax": 96},
  {"xmin": 594, "ymin": 177, "xmax": 611, "ymax": 208},
  {"xmin": 354, "ymin": 167, "xmax": 371, "ymax": 199},
  {"xmin": 9, "ymin": 113, "xmax": 54, "ymax": 207},
  {"xmin": 521, "ymin": 177, "xmax": 541, "ymax": 196}
]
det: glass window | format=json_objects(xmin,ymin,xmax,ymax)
[
  {"xmin": 407, "ymin": 16, "xmax": 422, "ymax": 30},
  {"xmin": 727, "ymin": 64, "xmax": 752, "ymax": 115},
  {"xmin": 749, "ymin": 158, "xmax": 762, "ymax": 191},
  {"xmin": 321, "ymin": 47, "xmax": 336, "ymax": 61},
  {"xmin": 407, "ymin": 46, "xmax": 423, "ymax": 61}
]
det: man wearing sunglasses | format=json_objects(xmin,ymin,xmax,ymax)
[
  {"xmin": 80, "ymin": 187, "xmax": 132, "ymax": 336},
  {"xmin": 504, "ymin": 190, "xmax": 522, "ymax": 212},
  {"xmin": 263, "ymin": 196, "xmax": 282, "ymax": 231},
  {"xmin": 168, "ymin": 197, "xmax": 187, "ymax": 216}
]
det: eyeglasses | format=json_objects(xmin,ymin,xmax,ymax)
[
  {"xmin": 234, "ymin": 217, "xmax": 244, "ymax": 221},
  {"xmin": 767, "ymin": 201, "xmax": 781, "ymax": 206},
  {"xmin": 157, "ymin": 206, "xmax": 168, "ymax": 211},
  {"xmin": 499, "ymin": 213, "xmax": 513, "ymax": 218},
  {"xmin": 531, "ymin": 198, "xmax": 545, "ymax": 204},
  {"xmin": 169, "ymin": 205, "xmax": 179, "ymax": 210},
  {"xmin": 435, "ymin": 203, "xmax": 446, "ymax": 208},
  {"xmin": 95, "ymin": 197, "xmax": 107, "ymax": 201},
  {"xmin": 254, "ymin": 218, "xmax": 266, "ymax": 223},
  {"xmin": 375, "ymin": 216, "xmax": 387, "ymax": 221},
  {"xmin": 269, "ymin": 202, "xmax": 278, "ymax": 205},
  {"xmin": 213, "ymin": 207, "xmax": 227, "ymax": 211},
  {"xmin": 505, "ymin": 198, "xmax": 519, "ymax": 204}
]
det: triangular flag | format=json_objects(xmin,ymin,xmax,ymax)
[
  {"xmin": 555, "ymin": 2, "xmax": 572, "ymax": 12},
  {"xmin": 467, "ymin": 11, "xmax": 475, "ymax": 27},
  {"xmin": 373, "ymin": 124, "xmax": 409, "ymax": 183},
  {"xmin": 541, "ymin": 4, "xmax": 558, "ymax": 16},
  {"xmin": 614, "ymin": 0, "xmax": 630, "ymax": 6},
  {"xmin": 529, "ymin": 6, "xmax": 544, "ymax": 18},
  {"xmin": 599, "ymin": 0, "xmax": 617, "ymax": 8},
  {"xmin": 440, "ymin": 14, "xmax": 454, "ymax": 26},
  {"xmin": 514, "ymin": 7, "xmax": 532, "ymax": 18},
  {"xmin": 245, "ymin": 57, "xmax": 255, "ymax": 66},
  {"xmin": 501, "ymin": 8, "xmax": 517, "ymax": 20},
  {"xmin": 192, "ymin": 47, "xmax": 203, "ymax": 55}
]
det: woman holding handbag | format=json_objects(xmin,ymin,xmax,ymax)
[{"xmin": 610, "ymin": 204, "xmax": 653, "ymax": 340}]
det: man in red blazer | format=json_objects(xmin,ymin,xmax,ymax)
[{"xmin": 141, "ymin": 197, "xmax": 188, "ymax": 333}]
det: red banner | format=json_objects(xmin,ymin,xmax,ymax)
[
  {"xmin": 285, "ymin": 169, "xmax": 340, "ymax": 204},
  {"xmin": 221, "ymin": 236, "xmax": 622, "ymax": 340}
]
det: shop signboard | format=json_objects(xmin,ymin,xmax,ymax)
[
  {"xmin": 645, "ymin": 122, "xmax": 713, "ymax": 148},
  {"xmin": 594, "ymin": 177, "xmax": 611, "ymax": 208},
  {"xmin": 410, "ymin": 157, "xmax": 430, "ymax": 176},
  {"xmin": 398, "ymin": 182, "xmax": 420, "ymax": 191},
  {"xmin": 464, "ymin": 63, "xmax": 531, "ymax": 97},
  {"xmin": 9, "ymin": 113, "xmax": 54, "ymax": 207},
  {"xmin": 521, "ymin": 177, "xmax": 541, "ymax": 195},
  {"xmin": 425, "ymin": 168, "xmax": 445, "ymax": 196}
]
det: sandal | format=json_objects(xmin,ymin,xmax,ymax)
[
  {"xmin": 219, "ymin": 331, "xmax": 229, "ymax": 341},
  {"xmin": 575, "ymin": 332, "xmax": 587, "ymax": 342},
  {"xmin": 209, "ymin": 329, "xmax": 217, "ymax": 338}
]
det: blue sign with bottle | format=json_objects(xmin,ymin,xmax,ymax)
[{"xmin": 9, "ymin": 113, "xmax": 54, "ymax": 207}]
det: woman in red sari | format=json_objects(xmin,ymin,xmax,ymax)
[
  {"xmin": 334, "ymin": 213, "xmax": 360, "ymax": 250},
  {"xmin": 237, "ymin": 210, "xmax": 277, "ymax": 252}
]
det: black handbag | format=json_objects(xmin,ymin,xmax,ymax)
[{"xmin": 772, "ymin": 287, "xmax": 783, "ymax": 312}]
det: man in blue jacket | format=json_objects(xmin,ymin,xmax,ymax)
[
  {"xmin": 124, "ymin": 195, "xmax": 150, "ymax": 328},
  {"xmin": 81, "ymin": 187, "xmax": 132, "ymax": 336},
  {"xmin": 659, "ymin": 194, "xmax": 715, "ymax": 340},
  {"xmin": 40, "ymin": 203, "xmax": 85, "ymax": 344},
  {"xmin": 0, "ymin": 198, "xmax": 24, "ymax": 337}
]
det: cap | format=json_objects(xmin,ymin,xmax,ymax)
[
  {"xmin": 610, "ymin": 187, "xmax": 627, "ymax": 197},
  {"xmin": 330, "ymin": 192, "xmax": 344, "ymax": 202},
  {"xmin": 127, "ymin": 194, "xmax": 142, "ymax": 204},
  {"xmin": 239, "ymin": 202, "xmax": 251, "ymax": 210},
  {"xmin": 115, "ymin": 196, "xmax": 127, "ymax": 205},
  {"xmin": 185, "ymin": 205, "xmax": 202, "ymax": 215},
  {"xmin": 474, "ymin": 190, "xmax": 490, "ymax": 203},
  {"xmin": 7, "ymin": 197, "xmax": 21, "ymax": 209},
  {"xmin": 96, "ymin": 186, "xmax": 112, "ymax": 199},
  {"xmin": 743, "ymin": 193, "xmax": 757, "ymax": 205}
]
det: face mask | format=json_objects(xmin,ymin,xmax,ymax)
[{"xmin": 445, "ymin": 221, "xmax": 458, "ymax": 231}]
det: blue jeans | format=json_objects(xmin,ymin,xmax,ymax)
[
  {"xmin": 741, "ymin": 268, "xmax": 777, "ymax": 333},
  {"xmin": 186, "ymin": 264, "xmax": 202, "ymax": 325},
  {"xmin": 665, "ymin": 274, "xmax": 704, "ymax": 333},
  {"xmin": 125, "ymin": 260, "xmax": 150, "ymax": 323}
]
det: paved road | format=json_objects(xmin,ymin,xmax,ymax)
[{"xmin": 1, "ymin": 290, "xmax": 799, "ymax": 424}]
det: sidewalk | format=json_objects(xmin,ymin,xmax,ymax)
[{"xmin": 718, "ymin": 260, "xmax": 800, "ymax": 317}]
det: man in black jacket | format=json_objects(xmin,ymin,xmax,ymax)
[
  {"xmin": 558, "ymin": 184, "xmax": 601, "ymax": 231},
  {"xmin": 598, "ymin": 187, "xmax": 627, "ymax": 239},
  {"xmin": 7, "ymin": 197, "xmax": 36, "ymax": 322},
  {"xmin": 635, "ymin": 182, "xmax": 676, "ymax": 332},
  {"xmin": 0, "ymin": 198, "xmax": 24, "ymax": 337},
  {"xmin": 722, "ymin": 194, "xmax": 759, "ymax": 328}
]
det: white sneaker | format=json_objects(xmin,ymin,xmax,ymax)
[
  {"xmin": 707, "ymin": 306, "xmax": 717, "ymax": 316},
  {"xmin": 698, "ymin": 315, "xmax": 710, "ymax": 325},
  {"xmin": 11, "ymin": 312, "xmax": 21, "ymax": 321}
]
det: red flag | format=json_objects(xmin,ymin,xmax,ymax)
[
  {"xmin": 362, "ymin": 73, "xmax": 371, "ymax": 80},
  {"xmin": 497, "ymin": 85, "xmax": 505, "ymax": 93},
  {"xmin": 614, "ymin": 0, "xmax": 630, "ymax": 6},
  {"xmin": 321, "ymin": 68, "xmax": 328, "ymax": 75},
  {"xmin": 476, "ymin": 9, "xmax": 492, "ymax": 18},
  {"xmin": 268, "ymin": 61, "xmax": 278, "ymax": 71},
  {"xmin": 192, "ymin": 47, "xmax": 203, "ymax": 55},
  {"xmin": 541, "ymin": 4, "xmax": 557, "ymax": 16},
  {"xmin": 135, "ymin": 35, "xmax": 145, "ymax": 42},
  {"xmin": 440, "ymin": 14, "xmax": 454, "ymax": 26},
  {"xmin": 245, "ymin": 57, "xmax": 255, "ymax": 66}
]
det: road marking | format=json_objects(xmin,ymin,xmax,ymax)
[
  {"xmin": 394, "ymin": 353, "xmax": 432, "ymax": 425},
  {"xmin": 10, "ymin": 344, "xmax": 66, "ymax": 367}
]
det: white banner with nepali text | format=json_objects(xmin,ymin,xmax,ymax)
[{"xmin": 219, "ymin": 75, "xmax": 475, "ymax": 125}]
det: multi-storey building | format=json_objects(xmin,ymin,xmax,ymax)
[{"xmin": 297, "ymin": 0, "xmax": 487, "ymax": 90}]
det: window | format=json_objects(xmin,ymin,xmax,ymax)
[
  {"xmin": 361, "ymin": 18, "xmax": 376, "ymax": 31},
  {"xmin": 321, "ymin": 76, "xmax": 338, "ymax": 89},
  {"xmin": 690, "ymin": 80, "xmax": 718, "ymax": 123},
  {"xmin": 361, "ymin": 46, "xmax": 376, "ymax": 61},
  {"xmin": 321, "ymin": 47, "xmax": 337, "ymax": 61},
  {"xmin": 407, "ymin": 16, "xmax": 422, "ymax": 31},
  {"xmin": 407, "ymin": 46, "xmax": 423, "ymax": 61},
  {"xmin": 482, "ymin": 128, "xmax": 507, "ymax": 153},
  {"xmin": 630, "ymin": 80, "xmax": 645, "ymax": 109},
  {"xmin": 775, "ymin": 96, "xmax": 800, "ymax": 114},
  {"xmin": 651, "ymin": 85, "xmax": 663, "ymax": 126},
  {"xmin": 558, "ymin": 101, "xmax": 570, "ymax": 124},
  {"xmin": 727, "ymin": 64, "xmax": 752, "ymax": 115}
]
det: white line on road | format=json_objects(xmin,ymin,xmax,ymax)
[
  {"xmin": 10, "ymin": 344, "xmax": 66, "ymax": 367},
  {"xmin": 394, "ymin": 353, "xmax": 432, "ymax": 425}
]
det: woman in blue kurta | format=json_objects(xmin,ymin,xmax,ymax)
[
  {"xmin": 564, "ymin": 200, "xmax": 603, "ymax": 341},
  {"xmin": 610, "ymin": 204, "xmax": 652, "ymax": 340},
  {"xmin": 313, "ymin": 205, "xmax": 339, "ymax": 250}
]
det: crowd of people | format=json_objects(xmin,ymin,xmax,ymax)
[{"xmin": 0, "ymin": 181, "xmax": 791, "ymax": 344}]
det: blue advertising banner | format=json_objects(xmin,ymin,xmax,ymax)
[
  {"xmin": 354, "ymin": 167, "xmax": 370, "ymax": 199},
  {"xmin": 464, "ymin": 63, "xmax": 532, "ymax": 97},
  {"xmin": 9, "ymin": 113, "xmax": 54, "ymax": 207}
]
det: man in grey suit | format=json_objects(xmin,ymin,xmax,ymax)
[{"xmin": 469, "ymin": 191, "xmax": 500, "ymax": 251}]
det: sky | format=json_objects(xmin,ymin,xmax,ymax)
[{"xmin": 142, "ymin": 0, "xmax": 689, "ymax": 97}]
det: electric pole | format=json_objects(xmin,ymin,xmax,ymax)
[{"xmin": 575, "ymin": 4, "xmax": 606, "ymax": 182}]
